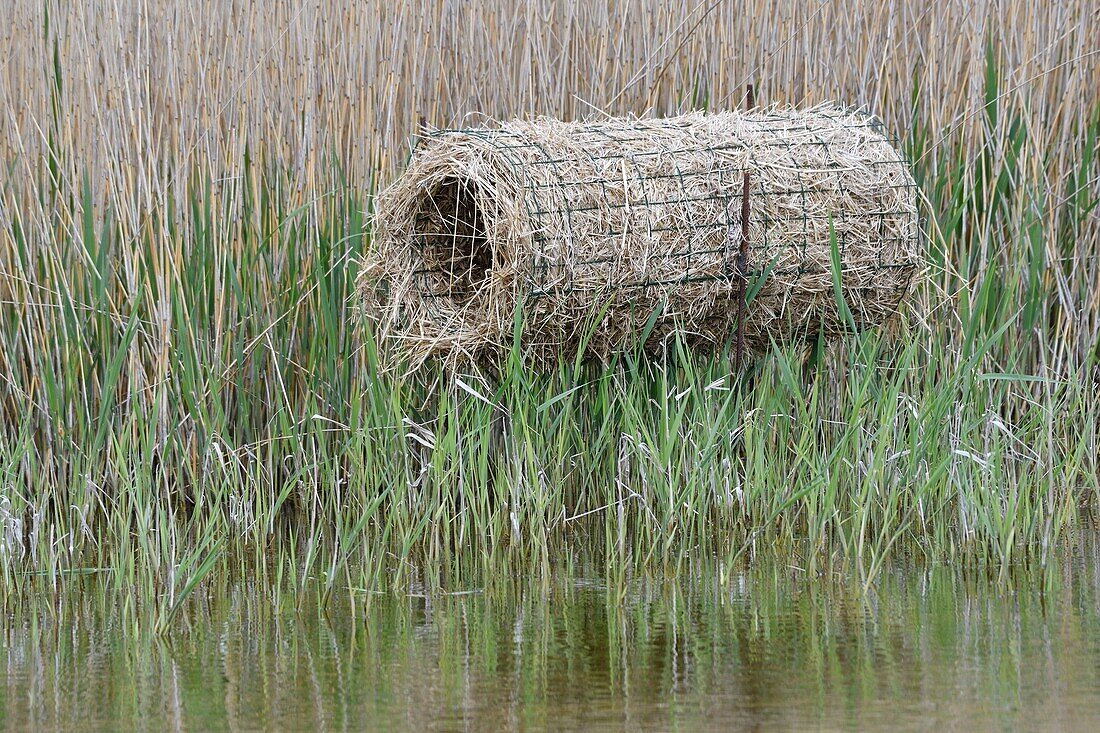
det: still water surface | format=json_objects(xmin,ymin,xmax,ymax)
[{"xmin": 4, "ymin": 536, "xmax": 1100, "ymax": 731}]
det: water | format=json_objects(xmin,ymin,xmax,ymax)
[{"xmin": 4, "ymin": 537, "xmax": 1100, "ymax": 731}]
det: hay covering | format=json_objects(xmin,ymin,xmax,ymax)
[{"xmin": 360, "ymin": 105, "xmax": 920, "ymax": 365}]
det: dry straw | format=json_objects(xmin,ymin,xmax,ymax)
[{"xmin": 361, "ymin": 105, "xmax": 920, "ymax": 365}]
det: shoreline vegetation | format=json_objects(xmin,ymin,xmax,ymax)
[{"xmin": 1, "ymin": 1, "xmax": 1099, "ymax": 623}]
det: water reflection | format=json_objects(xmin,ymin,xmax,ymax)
[{"xmin": 4, "ymin": 532, "xmax": 1100, "ymax": 731}]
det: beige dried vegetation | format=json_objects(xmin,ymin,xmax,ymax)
[{"xmin": 363, "ymin": 106, "xmax": 920, "ymax": 363}]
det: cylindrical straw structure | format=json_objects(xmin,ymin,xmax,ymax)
[{"xmin": 361, "ymin": 106, "xmax": 920, "ymax": 365}]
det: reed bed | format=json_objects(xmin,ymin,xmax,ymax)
[{"xmin": 0, "ymin": 0, "xmax": 1098, "ymax": 619}]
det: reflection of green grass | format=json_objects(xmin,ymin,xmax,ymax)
[
  {"xmin": 4, "ymin": 542, "xmax": 1100, "ymax": 729},
  {"xmin": 2, "ymin": 34, "xmax": 1099, "ymax": 622}
]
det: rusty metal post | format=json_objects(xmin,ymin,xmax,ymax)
[{"xmin": 734, "ymin": 84, "xmax": 755, "ymax": 372}]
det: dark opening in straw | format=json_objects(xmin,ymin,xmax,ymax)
[{"xmin": 412, "ymin": 177, "xmax": 493, "ymax": 299}]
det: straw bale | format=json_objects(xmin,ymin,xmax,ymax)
[{"xmin": 360, "ymin": 105, "xmax": 920, "ymax": 365}]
